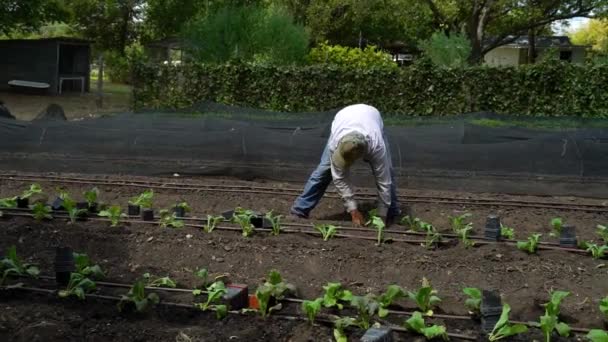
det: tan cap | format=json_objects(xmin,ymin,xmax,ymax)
[{"xmin": 332, "ymin": 132, "xmax": 367, "ymax": 169}]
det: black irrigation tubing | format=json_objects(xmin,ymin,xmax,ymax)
[
  {"xmin": 2, "ymin": 173, "xmax": 608, "ymax": 212},
  {"xmin": 1, "ymin": 285, "xmax": 479, "ymax": 341},
  {"xmin": 2, "ymin": 210, "xmax": 591, "ymax": 255},
  {"xmin": 36, "ymin": 275, "xmax": 198, "ymax": 294}
]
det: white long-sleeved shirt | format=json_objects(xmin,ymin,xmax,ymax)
[{"xmin": 328, "ymin": 104, "xmax": 392, "ymax": 217}]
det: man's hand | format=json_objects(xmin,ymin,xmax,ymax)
[{"xmin": 350, "ymin": 209, "xmax": 365, "ymax": 227}]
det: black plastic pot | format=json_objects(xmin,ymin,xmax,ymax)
[
  {"xmin": 173, "ymin": 206, "xmax": 186, "ymax": 218},
  {"xmin": 481, "ymin": 290, "xmax": 503, "ymax": 333},
  {"xmin": 361, "ymin": 327, "xmax": 393, "ymax": 342},
  {"xmin": 251, "ymin": 215, "xmax": 271, "ymax": 229},
  {"xmin": 223, "ymin": 284, "xmax": 249, "ymax": 310},
  {"xmin": 484, "ymin": 215, "xmax": 501, "ymax": 241},
  {"xmin": 16, "ymin": 197, "xmax": 29, "ymax": 209},
  {"xmin": 559, "ymin": 224, "xmax": 578, "ymax": 248},
  {"xmin": 88, "ymin": 202, "xmax": 99, "ymax": 214},
  {"xmin": 51, "ymin": 197, "xmax": 64, "ymax": 211},
  {"xmin": 76, "ymin": 202, "xmax": 88, "ymax": 210},
  {"xmin": 128, "ymin": 204, "xmax": 140, "ymax": 216},
  {"xmin": 221, "ymin": 210, "xmax": 234, "ymax": 220},
  {"xmin": 141, "ymin": 208, "xmax": 154, "ymax": 221},
  {"xmin": 54, "ymin": 246, "xmax": 75, "ymax": 287}
]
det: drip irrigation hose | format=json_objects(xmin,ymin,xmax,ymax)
[{"xmin": 2, "ymin": 173, "xmax": 607, "ymax": 212}]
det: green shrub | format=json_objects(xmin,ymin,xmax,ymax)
[
  {"xmin": 419, "ymin": 32, "xmax": 471, "ymax": 68},
  {"xmin": 308, "ymin": 42, "xmax": 397, "ymax": 69},
  {"xmin": 105, "ymin": 44, "xmax": 146, "ymax": 84}
]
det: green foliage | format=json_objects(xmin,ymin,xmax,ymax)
[
  {"xmin": 255, "ymin": 270, "xmax": 295, "ymax": 318},
  {"xmin": 183, "ymin": 5, "xmax": 309, "ymax": 65},
  {"xmin": 333, "ymin": 316, "xmax": 355, "ymax": 342},
  {"xmin": 58, "ymin": 272, "xmax": 96, "ymax": 300},
  {"xmin": 194, "ymin": 268, "xmax": 209, "ymax": 288},
  {"xmin": 597, "ymin": 225, "xmax": 608, "ymax": 243},
  {"xmin": 233, "ymin": 207, "xmax": 255, "ymax": 237},
  {"xmin": 143, "ymin": 272, "xmax": 177, "ymax": 288},
  {"xmin": 308, "ymin": 43, "xmax": 397, "ymax": 69},
  {"xmin": 133, "ymin": 62, "xmax": 608, "ymax": 117},
  {"xmin": 84, "ymin": 187, "xmax": 99, "ymax": 207},
  {"xmin": 540, "ymin": 291, "xmax": 571, "ymax": 342},
  {"xmin": 401, "ymin": 215, "xmax": 422, "ymax": 231},
  {"xmin": 0, "ymin": 197, "xmax": 17, "ymax": 209},
  {"xmin": 0, "ymin": 246, "xmax": 39, "ymax": 284},
  {"xmin": 407, "ymin": 278, "xmax": 441, "ymax": 315},
  {"xmin": 450, "ymin": 213, "xmax": 474, "ymax": 248},
  {"xmin": 302, "ymin": 298, "xmax": 323, "ymax": 324},
  {"xmin": 378, "ymin": 284, "xmax": 406, "ymax": 317},
  {"xmin": 500, "ymin": 224, "xmax": 515, "ymax": 240},
  {"xmin": 0, "ymin": 0, "xmax": 68, "ymax": 36},
  {"xmin": 403, "ymin": 311, "xmax": 448, "ymax": 341},
  {"xmin": 195, "ymin": 281, "xmax": 228, "ymax": 320},
  {"xmin": 419, "ymin": 32, "xmax": 471, "ymax": 68},
  {"xmin": 118, "ymin": 279, "xmax": 160, "ymax": 313},
  {"xmin": 31, "ymin": 203, "xmax": 53, "ymax": 221},
  {"xmin": 175, "ymin": 201, "xmax": 191, "ymax": 211},
  {"xmin": 265, "ymin": 211, "xmax": 282, "ymax": 236},
  {"xmin": 104, "ymin": 44, "xmax": 147, "ymax": 83},
  {"xmin": 600, "ymin": 296, "xmax": 608, "ymax": 319},
  {"xmin": 517, "ymin": 233, "xmax": 542, "ymax": 254},
  {"xmin": 349, "ymin": 294, "xmax": 379, "ymax": 329},
  {"xmin": 159, "ymin": 209, "xmax": 184, "ymax": 229},
  {"xmin": 315, "ymin": 224, "xmax": 338, "ymax": 241},
  {"xmin": 129, "ymin": 189, "xmax": 154, "ymax": 209},
  {"xmin": 584, "ymin": 242, "xmax": 608, "ymax": 259},
  {"xmin": 322, "ymin": 282, "xmax": 353, "ymax": 309},
  {"xmin": 366, "ymin": 214, "xmax": 386, "ymax": 245},
  {"xmin": 73, "ymin": 252, "xmax": 105, "ymax": 280},
  {"xmin": 204, "ymin": 215, "xmax": 224, "ymax": 233},
  {"xmin": 421, "ymin": 223, "xmax": 442, "ymax": 249},
  {"xmin": 21, "ymin": 184, "xmax": 42, "ymax": 199},
  {"xmin": 488, "ymin": 304, "xmax": 528, "ymax": 341},
  {"xmin": 587, "ymin": 329, "xmax": 608, "ymax": 342},
  {"xmin": 98, "ymin": 205, "xmax": 126, "ymax": 227},
  {"xmin": 463, "ymin": 287, "xmax": 481, "ymax": 314},
  {"xmin": 61, "ymin": 193, "xmax": 87, "ymax": 224},
  {"xmin": 550, "ymin": 217, "xmax": 563, "ymax": 237}
]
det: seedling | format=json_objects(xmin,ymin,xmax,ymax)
[
  {"xmin": 378, "ymin": 284, "xmax": 406, "ymax": 317},
  {"xmin": 195, "ymin": 280, "xmax": 228, "ymax": 320},
  {"xmin": 421, "ymin": 223, "xmax": 441, "ymax": 249},
  {"xmin": 202, "ymin": 215, "xmax": 222, "ymax": 233},
  {"xmin": 0, "ymin": 197, "xmax": 17, "ymax": 208},
  {"xmin": 60, "ymin": 192, "xmax": 87, "ymax": 223},
  {"xmin": 255, "ymin": 270, "xmax": 296, "ymax": 318},
  {"xmin": 488, "ymin": 304, "xmax": 528, "ymax": 341},
  {"xmin": 450, "ymin": 213, "xmax": 472, "ymax": 233},
  {"xmin": 550, "ymin": 217, "xmax": 563, "ymax": 237},
  {"xmin": 98, "ymin": 205, "xmax": 126, "ymax": 227},
  {"xmin": 73, "ymin": 252, "xmax": 105, "ymax": 280},
  {"xmin": 20, "ymin": 183, "xmax": 43, "ymax": 199},
  {"xmin": 403, "ymin": 311, "xmax": 448, "ymax": 341},
  {"xmin": 401, "ymin": 215, "xmax": 422, "ymax": 231},
  {"xmin": 322, "ymin": 282, "xmax": 353, "ymax": 309},
  {"xmin": 407, "ymin": 277, "xmax": 441, "ymax": 315},
  {"xmin": 540, "ymin": 291, "xmax": 571, "ymax": 342},
  {"xmin": 463, "ymin": 287, "xmax": 482, "ymax": 314},
  {"xmin": 117, "ymin": 279, "xmax": 160, "ymax": 313},
  {"xmin": 584, "ymin": 242, "xmax": 608, "ymax": 259},
  {"xmin": 587, "ymin": 330, "xmax": 608, "ymax": 342},
  {"xmin": 159, "ymin": 209, "xmax": 184, "ymax": 228},
  {"xmin": 129, "ymin": 189, "xmax": 154, "ymax": 209},
  {"xmin": 349, "ymin": 294, "xmax": 379, "ymax": 329},
  {"xmin": 31, "ymin": 203, "xmax": 53, "ymax": 221},
  {"xmin": 333, "ymin": 316, "xmax": 356, "ymax": 342},
  {"xmin": 0, "ymin": 246, "xmax": 39, "ymax": 284},
  {"xmin": 315, "ymin": 224, "xmax": 338, "ymax": 241},
  {"xmin": 175, "ymin": 201, "xmax": 191, "ymax": 212},
  {"xmin": 458, "ymin": 225, "xmax": 475, "ymax": 248},
  {"xmin": 500, "ymin": 224, "xmax": 515, "ymax": 240},
  {"xmin": 597, "ymin": 225, "xmax": 608, "ymax": 244},
  {"xmin": 367, "ymin": 214, "xmax": 386, "ymax": 245},
  {"xmin": 194, "ymin": 268, "xmax": 209, "ymax": 288},
  {"xmin": 1, "ymin": 184, "xmax": 43, "ymax": 209},
  {"xmin": 265, "ymin": 211, "xmax": 283, "ymax": 236},
  {"xmin": 143, "ymin": 272, "xmax": 177, "ymax": 288},
  {"xmin": 517, "ymin": 233, "xmax": 542, "ymax": 254},
  {"xmin": 599, "ymin": 296, "xmax": 607, "ymax": 319},
  {"xmin": 84, "ymin": 187, "xmax": 99, "ymax": 208},
  {"xmin": 302, "ymin": 298, "xmax": 323, "ymax": 324},
  {"xmin": 233, "ymin": 207, "xmax": 255, "ymax": 237},
  {"xmin": 58, "ymin": 272, "xmax": 96, "ymax": 300}
]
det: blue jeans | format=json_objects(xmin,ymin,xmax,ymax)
[{"xmin": 291, "ymin": 137, "xmax": 399, "ymax": 218}]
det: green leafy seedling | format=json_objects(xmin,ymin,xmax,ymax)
[
  {"xmin": 587, "ymin": 329, "xmax": 608, "ymax": 342},
  {"xmin": 194, "ymin": 268, "xmax": 209, "ymax": 288},
  {"xmin": 1, "ymin": 246, "xmax": 40, "ymax": 284},
  {"xmin": 322, "ymin": 282, "xmax": 353, "ymax": 309},
  {"xmin": 463, "ymin": 287, "xmax": 482, "ymax": 314},
  {"xmin": 403, "ymin": 311, "xmax": 448, "ymax": 341},
  {"xmin": 58, "ymin": 272, "xmax": 97, "ymax": 300},
  {"xmin": 255, "ymin": 270, "xmax": 296, "ymax": 318},
  {"xmin": 175, "ymin": 201, "xmax": 191, "ymax": 212},
  {"xmin": 315, "ymin": 224, "xmax": 338, "ymax": 241},
  {"xmin": 600, "ymin": 296, "xmax": 608, "ymax": 319},
  {"xmin": 367, "ymin": 214, "xmax": 386, "ymax": 245},
  {"xmin": 333, "ymin": 316, "xmax": 356, "ymax": 342},
  {"xmin": 129, "ymin": 189, "xmax": 154, "ymax": 209},
  {"xmin": 488, "ymin": 304, "xmax": 528, "ymax": 341},
  {"xmin": 540, "ymin": 291, "xmax": 571, "ymax": 342},
  {"xmin": 550, "ymin": 217, "xmax": 563, "ymax": 237},
  {"xmin": 73, "ymin": 252, "xmax": 105, "ymax": 280},
  {"xmin": 265, "ymin": 211, "xmax": 282, "ymax": 236},
  {"xmin": 0, "ymin": 197, "xmax": 17, "ymax": 208},
  {"xmin": 31, "ymin": 203, "xmax": 53, "ymax": 221},
  {"xmin": 597, "ymin": 225, "xmax": 608, "ymax": 244},
  {"xmin": 302, "ymin": 298, "xmax": 323, "ymax": 324},
  {"xmin": 419, "ymin": 222, "xmax": 441, "ymax": 249},
  {"xmin": 98, "ymin": 205, "xmax": 126, "ymax": 227},
  {"xmin": 517, "ymin": 233, "xmax": 542, "ymax": 254},
  {"xmin": 84, "ymin": 187, "xmax": 99, "ymax": 207},
  {"xmin": 20, "ymin": 184, "xmax": 43, "ymax": 199},
  {"xmin": 378, "ymin": 284, "xmax": 406, "ymax": 317},
  {"xmin": 450, "ymin": 213, "xmax": 472, "ymax": 233},
  {"xmin": 195, "ymin": 280, "xmax": 228, "ymax": 320},
  {"xmin": 60, "ymin": 193, "xmax": 87, "ymax": 223},
  {"xmin": 500, "ymin": 224, "xmax": 515, "ymax": 240},
  {"xmin": 159, "ymin": 209, "xmax": 184, "ymax": 228},
  {"xmin": 401, "ymin": 215, "xmax": 422, "ymax": 231},
  {"xmin": 143, "ymin": 272, "xmax": 177, "ymax": 288},
  {"xmin": 407, "ymin": 277, "xmax": 441, "ymax": 315},
  {"xmin": 349, "ymin": 294, "xmax": 379, "ymax": 329},
  {"xmin": 204, "ymin": 215, "xmax": 224, "ymax": 233},
  {"xmin": 118, "ymin": 279, "xmax": 160, "ymax": 313},
  {"xmin": 233, "ymin": 207, "xmax": 255, "ymax": 237},
  {"xmin": 584, "ymin": 242, "xmax": 608, "ymax": 259}
]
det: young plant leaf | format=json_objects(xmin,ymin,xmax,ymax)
[
  {"xmin": 31, "ymin": 203, "xmax": 53, "ymax": 221},
  {"xmin": 597, "ymin": 225, "xmax": 608, "ymax": 244},
  {"xmin": 58, "ymin": 272, "xmax": 97, "ymax": 300},
  {"xmin": 407, "ymin": 277, "xmax": 441, "ymax": 314},
  {"xmin": 233, "ymin": 208, "xmax": 255, "ymax": 237},
  {"xmin": 84, "ymin": 187, "xmax": 99, "ymax": 206},
  {"xmin": 349, "ymin": 294, "xmax": 379, "ymax": 329},
  {"xmin": 204, "ymin": 215, "xmax": 223, "ymax": 233},
  {"xmin": 550, "ymin": 217, "xmax": 563, "ymax": 237},
  {"xmin": 302, "ymin": 298, "xmax": 323, "ymax": 324},
  {"xmin": 517, "ymin": 233, "xmax": 542, "ymax": 254},
  {"xmin": 98, "ymin": 205, "xmax": 126, "ymax": 227},
  {"xmin": 315, "ymin": 224, "xmax": 338, "ymax": 241},
  {"xmin": 265, "ymin": 211, "xmax": 283, "ymax": 236},
  {"xmin": 322, "ymin": 282, "xmax": 353, "ymax": 309},
  {"xmin": 463, "ymin": 287, "xmax": 482, "ymax": 313},
  {"xmin": 159, "ymin": 209, "xmax": 184, "ymax": 228},
  {"xmin": 378, "ymin": 284, "xmax": 406, "ymax": 317},
  {"xmin": 21, "ymin": 184, "xmax": 43, "ymax": 199},
  {"xmin": 404, "ymin": 311, "xmax": 448, "ymax": 340},
  {"xmin": 600, "ymin": 296, "xmax": 608, "ymax": 319},
  {"xmin": 333, "ymin": 317, "xmax": 355, "ymax": 342},
  {"xmin": 587, "ymin": 329, "xmax": 608, "ymax": 342},
  {"xmin": 488, "ymin": 304, "xmax": 528, "ymax": 341},
  {"xmin": 500, "ymin": 224, "xmax": 515, "ymax": 239}
]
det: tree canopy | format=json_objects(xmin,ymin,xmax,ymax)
[{"xmin": 0, "ymin": 0, "xmax": 68, "ymax": 36}]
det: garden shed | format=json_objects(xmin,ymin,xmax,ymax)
[{"xmin": 0, "ymin": 37, "xmax": 92, "ymax": 95}]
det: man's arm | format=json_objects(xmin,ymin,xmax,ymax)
[
  {"xmin": 330, "ymin": 160, "xmax": 357, "ymax": 212},
  {"xmin": 369, "ymin": 148, "xmax": 392, "ymax": 218}
]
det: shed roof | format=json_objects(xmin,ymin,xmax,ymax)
[{"xmin": 0, "ymin": 37, "xmax": 92, "ymax": 45}]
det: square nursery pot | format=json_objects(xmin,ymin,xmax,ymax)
[
  {"xmin": 16, "ymin": 197, "xmax": 29, "ymax": 208},
  {"xmin": 88, "ymin": 202, "xmax": 99, "ymax": 214},
  {"xmin": 484, "ymin": 215, "xmax": 502, "ymax": 241},
  {"xmin": 54, "ymin": 246, "xmax": 75, "ymax": 287},
  {"xmin": 481, "ymin": 290, "xmax": 503, "ymax": 333},
  {"xmin": 51, "ymin": 197, "xmax": 64, "ymax": 211},
  {"xmin": 173, "ymin": 206, "xmax": 186, "ymax": 218},
  {"xmin": 222, "ymin": 284, "xmax": 249, "ymax": 310},
  {"xmin": 559, "ymin": 225, "xmax": 578, "ymax": 248},
  {"xmin": 128, "ymin": 204, "xmax": 140, "ymax": 216},
  {"xmin": 76, "ymin": 202, "xmax": 89, "ymax": 219},
  {"xmin": 221, "ymin": 209, "xmax": 271, "ymax": 228},
  {"xmin": 141, "ymin": 208, "xmax": 154, "ymax": 221},
  {"xmin": 360, "ymin": 327, "xmax": 393, "ymax": 342}
]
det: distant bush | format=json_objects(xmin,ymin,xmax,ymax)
[
  {"xmin": 308, "ymin": 43, "xmax": 397, "ymax": 69},
  {"xmin": 105, "ymin": 44, "xmax": 146, "ymax": 84},
  {"xmin": 419, "ymin": 32, "xmax": 471, "ymax": 68}
]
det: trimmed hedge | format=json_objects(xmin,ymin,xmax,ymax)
[{"xmin": 132, "ymin": 62, "xmax": 608, "ymax": 117}]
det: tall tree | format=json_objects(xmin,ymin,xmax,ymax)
[
  {"xmin": 570, "ymin": 18, "xmax": 608, "ymax": 51},
  {"xmin": 0, "ymin": 0, "xmax": 68, "ymax": 36},
  {"xmin": 420, "ymin": 0, "xmax": 608, "ymax": 63}
]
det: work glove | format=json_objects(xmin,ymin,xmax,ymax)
[{"xmin": 350, "ymin": 209, "xmax": 365, "ymax": 227}]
